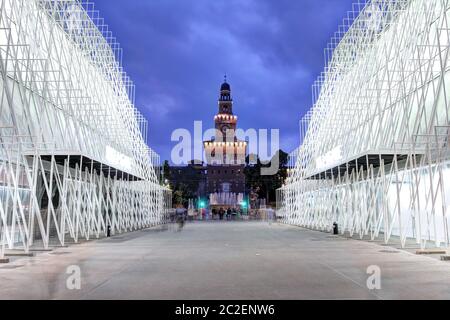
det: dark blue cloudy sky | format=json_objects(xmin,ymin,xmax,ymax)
[{"xmin": 91, "ymin": 0, "xmax": 360, "ymax": 163}]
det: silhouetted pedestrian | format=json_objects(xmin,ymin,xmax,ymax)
[
  {"xmin": 231, "ymin": 208, "xmax": 237, "ymax": 220},
  {"xmin": 175, "ymin": 204, "xmax": 186, "ymax": 231},
  {"xmin": 226, "ymin": 208, "xmax": 232, "ymax": 220}
]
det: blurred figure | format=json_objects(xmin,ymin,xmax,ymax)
[
  {"xmin": 226, "ymin": 208, "xmax": 232, "ymax": 221},
  {"xmin": 170, "ymin": 208, "xmax": 176, "ymax": 223},
  {"xmin": 238, "ymin": 207, "xmax": 243, "ymax": 220},
  {"xmin": 231, "ymin": 208, "xmax": 237, "ymax": 220},
  {"xmin": 219, "ymin": 207, "xmax": 225, "ymax": 220},
  {"xmin": 175, "ymin": 204, "xmax": 186, "ymax": 231},
  {"xmin": 266, "ymin": 206, "xmax": 275, "ymax": 225},
  {"xmin": 194, "ymin": 209, "xmax": 199, "ymax": 221},
  {"xmin": 188, "ymin": 208, "xmax": 195, "ymax": 221}
]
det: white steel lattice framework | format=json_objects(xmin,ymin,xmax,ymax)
[
  {"xmin": 0, "ymin": 0, "xmax": 171, "ymax": 258},
  {"xmin": 277, "ymin": 0, "xmax": 450, "ymax": 249}
]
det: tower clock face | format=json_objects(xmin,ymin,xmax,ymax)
[
  {"xmin": 222, "ymin": 105, "xmax": 229, "ymax": 112},
  {"xmin": 221, "ymin": 125, "xmax": 230, "ymax": 135}
]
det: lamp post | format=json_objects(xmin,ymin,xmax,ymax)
[{"xmin": 240, "ymin": 198, "xmax": 248, "ymax": 215}]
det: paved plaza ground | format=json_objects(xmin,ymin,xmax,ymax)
[{"xmin": 1, "ymin": 221, "xmax": 450, "ymax": 299}]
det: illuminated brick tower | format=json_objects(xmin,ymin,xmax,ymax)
[{"xmin": 204, "ymin": 77, "xmax": 246, "ymax": 199}]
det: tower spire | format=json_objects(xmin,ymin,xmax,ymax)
[{"xmin": 219, "ymin": 77, "xmax": 232, "ymax": 112}]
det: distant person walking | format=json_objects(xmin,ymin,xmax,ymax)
[
  {"xmin": 231, "ymin": 208, "xmax": 237, "ymax": 221},
  {"xmin": 188, "ymin": 208, "xmax": 195, "ymax": 221},
  {"xmin": 175, "ymin": 204, "xmax": 186, "ymax": 231},
  {"xmin": 266, "ymin": 206, "xmax": 275, "ymax": 225},
  {"xmin": 219, "ymin": 208, "xmax": 225, "ymax": 220}
]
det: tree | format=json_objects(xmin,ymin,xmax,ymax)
[
  {"xmin": 163, "ymin": 160, "xmax": 171, "ymax": 183},
  {"xmin": 172, "ymin": 182, "xmax": 195, "ymax": 207},
  {"xmin": 244, "ymin": 149, "xmax": 288, "ymax": 204}
]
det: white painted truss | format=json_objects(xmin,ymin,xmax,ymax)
[
  {"xmin": 277, "ymin": 0, "xmax": 450, "ymax": 248},
  {"xmin": 0, "ymin": 0, "xmax": 171, "ymax": 258}
]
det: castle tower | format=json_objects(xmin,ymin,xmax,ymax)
[{"xmin": 203, "ymin": 77, "xmax": 246, "ymax": 199}]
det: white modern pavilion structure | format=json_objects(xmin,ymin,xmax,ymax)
[
  {"xmin": 0, "ymin": 0, "xmax": 171, "ymax": 259},
  {"xmin": 277, "ymin": 0, "xmax": 450, "ymax": 249}
]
